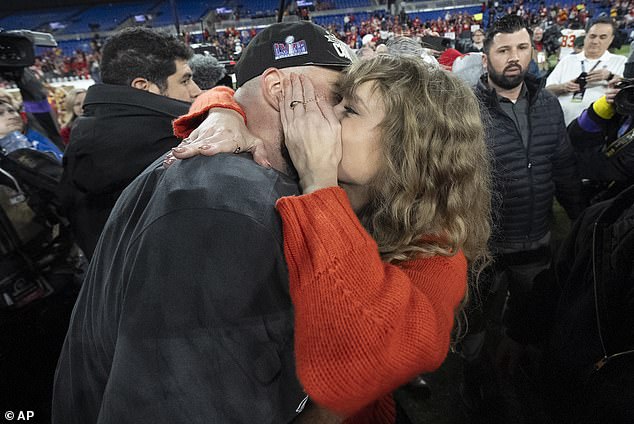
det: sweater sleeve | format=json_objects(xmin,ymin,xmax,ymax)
[
  {"xmin": 276, "ymin": 187, "xmax": 467, "ymax": 419},
  {"xmin": 172, "ymin": 86, "xmax": 246, "ymax": 139}
]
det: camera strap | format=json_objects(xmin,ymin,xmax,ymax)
[{"xmin": 604, "ymin": 124, "xmax": 634, "ymax": 158}]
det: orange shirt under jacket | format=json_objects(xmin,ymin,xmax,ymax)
[{"xmin": 174, "ymin": 89, "xmax": 468, "ymax": 423}]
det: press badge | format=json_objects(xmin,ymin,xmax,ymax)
[{"xmin": 571, "ymin": 90, "xmax": 585, "ymax": 103}]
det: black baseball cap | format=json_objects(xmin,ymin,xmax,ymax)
[{"xmin": 235, "ymin": 21, "xmax": 353, "ymax": 86}]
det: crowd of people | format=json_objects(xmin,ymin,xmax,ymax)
[
  {"xmin": 1, "ymin": 4, "xmax": 633, "ymax": 424},
  {"xmin": 2, "ymin": 0, "xmax": 632, "ymax": 90}
]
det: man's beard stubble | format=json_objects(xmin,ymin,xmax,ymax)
[{"xmin": 487, "ymin": 63, "xmax": 528, "ymax": 90}]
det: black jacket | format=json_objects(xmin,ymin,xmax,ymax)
[
  {"xmin": 567, "ymin": 103, "xmax": 634, "ymax": 185},
  {"xmin": 53, "ymin": 154, "xmax": 304, "ymax": 423},
  {"xmin": 475, "ymin": 75, "xmax": 584, "ymax": 249},
  {"xmin": 57, "ymin": 84, "xmax": 190, "ymax": 259},
  {"xmin": 505, "ymin": 184, "xmax": 634, "ymax": 423}
]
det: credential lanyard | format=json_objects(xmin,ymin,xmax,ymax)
[{"xmin": 581, "ymin": 60, "xmax": 602, "ymax": 74}]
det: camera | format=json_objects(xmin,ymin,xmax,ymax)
[
  {"xmin": 0, "ymin": 30, "xmax": 57, "ymax": 71},
  {"xmin": 575, "ymin": 72, "xmax": 588, "ymax": 88},
  {"xmin": 614, "ymin": 78, "xmax": 634, "ymax": 116}
]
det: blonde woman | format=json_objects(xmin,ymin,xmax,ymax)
[
  {"xmin": 60, "ymin": 88, "xmax": 86, "ymax": 145},
  {"xmin": 171, "ymin": 55, "xmax": 491, "ymax": 423}
]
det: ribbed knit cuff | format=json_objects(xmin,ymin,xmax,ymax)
[{"xmin": 172, "ymin": 86, "xmax": 247, "ymax": 139}]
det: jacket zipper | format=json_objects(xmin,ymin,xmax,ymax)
[
  {"xmin": 498, "ymin": 106, "xmax": 534, "ymax": 240},
  {"xmin": 526, "ymin": 107, "xmax": 534, "ymax": 240}
]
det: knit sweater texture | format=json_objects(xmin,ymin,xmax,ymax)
[
  {"xmin": 276, "ymin": 187, "xmax": 466, "ymax": 422},
  {"xmin": 174, "ymin": 89, "xmax": 468, "ymax": 423}
]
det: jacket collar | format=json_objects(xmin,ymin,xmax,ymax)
[
  {"xmin": 477, "ymin": 72, "xmax": 544, "ymax": 107},
  {"xmin": 84, "ymin": 83, "xmax": 191, "ymax": 117}
]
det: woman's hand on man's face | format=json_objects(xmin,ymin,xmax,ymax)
[
  {"xmin": 164, "ymin": 108, "xmax": 270, "ymax": 168},
  {"xmin": 279, "ymin": 73, "xmax": 341, "ymax": 194}
]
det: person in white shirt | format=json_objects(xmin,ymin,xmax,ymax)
[{"xmin": 546, "ymin": 17, "xmax": 626, "ymax": 125}]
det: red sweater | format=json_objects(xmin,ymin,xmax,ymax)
[
  {"xmin": 277, "ymin": 187, "xmax": 466, "ymax": 423},
  {"xmin": 174, "ymin": 89, "xmax": 468, "ymax": 423}
]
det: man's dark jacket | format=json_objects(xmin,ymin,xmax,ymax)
[
  {"xmin": 53, "ymin": 154, "xmax": 305, "ymax": 423},
  {"xmin": 57, "ymin": 84, "xmax": 190, "ymax": 258},
  {"xmin": 475, "ymin": 74, "xmax": 584, "ymax": 248}
]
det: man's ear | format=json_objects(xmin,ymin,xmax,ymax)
[
  {"xmin": 131, "ymin": 77, "xmax": 151, "ymax": 91},
  {"xmin": 481, "ymin": 53, "xmax": 488, "ymax": 70},
  {"xmin": 259, "ymin": 68, "xmax": 286, "ymax": 111}
]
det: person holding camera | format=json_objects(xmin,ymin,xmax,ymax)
[
  {"xmin": 546, "ymin": 17, "xmax": 626, "ymax": 125},
  {"xmin": 567, "ymin": 49, "xmax": 634, "ymax": 202}
]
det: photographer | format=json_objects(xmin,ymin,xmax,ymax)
[
  {"xmin": 567, "ymin": 52, "xmax": 634, "ymax": 202},
  {"xmin": 0, "ymin": 30, "xmax": 65, "ymax": 154}
]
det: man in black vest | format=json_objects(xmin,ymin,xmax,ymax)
[
  {"xmin": 461, "ymin": 15, "xmax": 584, "ymax": 422},
  {"xmin": 58, "ymin": 27, "xmax": 201, "ymax": 259}
]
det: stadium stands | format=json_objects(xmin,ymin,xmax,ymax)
[
  {"xmin": 150, "ymin": 0, "xmax": 224, "ymax": 27},
  {"xmin": 60, "ymin": 2, "xmax": 154, "ymax": 34},
  {"xmin": 0, "ymin": 7, "xmax": 79, "ymax": 32}
]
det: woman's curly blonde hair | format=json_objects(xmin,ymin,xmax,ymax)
[{"xmin": 337, "ymin": 55, "xmax": 492, "ymax": 275}]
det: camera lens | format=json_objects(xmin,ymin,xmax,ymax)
[{"xmin": 615, "ymin": 86, "xmax": 634, "ymax": 116}]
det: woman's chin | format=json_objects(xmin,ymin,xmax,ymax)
[{"xmin": 337, "ymin": 182, "xmax": 369, "ymax": 212}]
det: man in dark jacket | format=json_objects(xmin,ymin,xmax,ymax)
[
  {"xmin": 52, "ymin": 21, "xmax": 352, "ymax": 424},
  {"xmin": 462, "ymin": 15, "xmax": 584, "ymax": 420},
  {"xmin": 58, "ymin": 27, "xmax": 201, "ymax": 259}
]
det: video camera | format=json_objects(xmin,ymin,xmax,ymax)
[
  {"xmin": 614, "ymin": 78, "xmax": 634, "ymax": 116},
  {"xmin": 0, "ymin": 30, "xmax": 57, "ymax": 72}
]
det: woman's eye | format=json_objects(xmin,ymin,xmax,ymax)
[{"xmin": 344, "ymin": 106, "xmax": 357, "ymax": 115}]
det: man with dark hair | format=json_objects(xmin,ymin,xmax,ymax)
[
  {"xmin": 58, "ymin": 27, "xmax": 201, "ymax": 259},
  {"xmin": 462, "ymin": 14, "xmax": 584, "ymax": 420},
  {"xmin": 546, "ymin": 17, "xmax": 625, "ymax": 125},
  {"xmin": 53, "ymin": 21, "xmax": 352, "ymax": 424}
]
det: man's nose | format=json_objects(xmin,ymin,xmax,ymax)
[
  {"xmin": 508, "ymin": 49, "xmax": 520, "ymax": 62},
  {"xmin": 190, "ymin": 82, "xmax": 202, "ymax": 100}
]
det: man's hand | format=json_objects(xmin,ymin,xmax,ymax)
[
  {"xmin": 605, "ymin": 76, "xmax": 623, "ymax": 104},
  {"xmin": 547, "ymin": 80, "xmax": 580, "ymax": 96},
  {"xmin": 563, "ymin": 80, "xmax": 581, "ymax": 93},
  {"xmin": 586, "ymin": 68, "xmax": 612, "ymax": 84}
]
